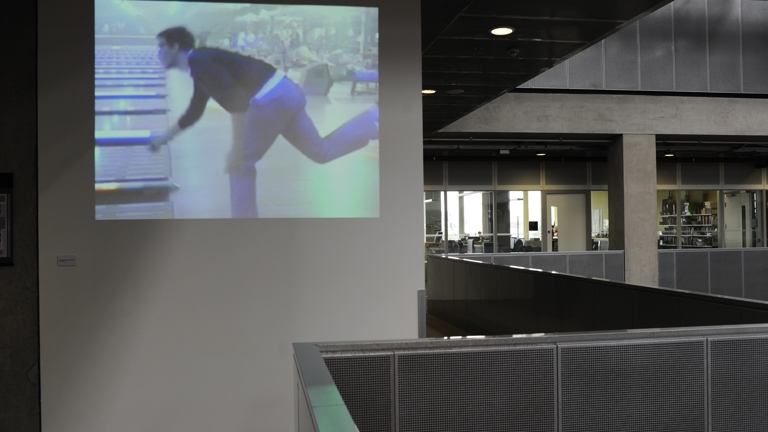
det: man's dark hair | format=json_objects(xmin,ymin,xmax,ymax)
[{"xmin": 157, "ymin": 26, "xmax": 196, "ymax": 51}]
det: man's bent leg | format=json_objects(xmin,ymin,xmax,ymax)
[
  {"xmin": 282, "ymin": 103, "xmax": 378, "ymax": 164},
  {"xmin": 228, "ymin": 78, "xmax": 306, "ymax": 217},
  {"xmin": 229, "ymin": 113, "xmax": 258, "ymax": 218},
  {"xmin": 229, "ymin": 167, "xmax": 258, "ymax": 218}
]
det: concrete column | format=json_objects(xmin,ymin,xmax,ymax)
[{"xmin": 608, "ymin": 134, "xmax": 658, "ymax": 286}]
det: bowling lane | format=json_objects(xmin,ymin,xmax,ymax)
[
  {"xmin": 96, "ymin": 98, "xmax": 167, "ymax": 113},
  {"xmin": 96, "ymin": 79, "xmax": 167, "ymax": 88},
  {"xmin": 95, "ymin": 114, "xmax": 168, "ymax": 131},
  {"xmin": 96, "ymin": 202, "xmax": 175, "ymax": 220},
  {"xmin": 95, "ymin": 145, "xmax": 172, "ymax": 182},
  {"xmin": 95, "ymin": 90, "xmax": 167, "ymax": 99}
]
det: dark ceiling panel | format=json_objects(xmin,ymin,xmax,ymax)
[
  {"xmin": 423, "ymin": 104, "xmax": 480, "ymax": 113},
  {"xmin": 423, "ymin": 71, "xmax": 530, "ymax": 87},
  {"xmin": 423, "ymin": 57, "xmax": 553, "ymax": 74},
  {"xmin": 421, "ymin": 0, "xmax": 472, "ymax": 51},
  {"xmin": 464, "ymin": 0, "xmax": 669, "ymax": 22},
  {"xmin": 423, "ymin": 111, "xmax": 470, "ymax": 120},
  {"xmin": 420, "ymin": 95, "xmax": 493, "ymax": 105},
  {"xmin": 424, "ymin": 38, "xmax": 582, "ymax": 60},
  {"xmin": 421, "ymin": 85, "xmax": 509, "ymax": 96},
  {"xmin": 419, "ymin": 0, "xmax": 677, "ymax": 137},
  {"xmin": 440, "ymin": 16, "xmax": 622, "ymax": 43}
]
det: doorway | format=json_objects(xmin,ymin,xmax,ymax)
[
  {"xmin": 546, "ymin": 193, "xmax": 588, "ymax": 252},
  {"xmin": 723, "ymin": 191, "xmax": 761, "ymax": 248}
]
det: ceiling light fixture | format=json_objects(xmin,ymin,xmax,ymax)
[
  {"xmin": 490, "ymin": 26, "xmax": 515, "ymax": 36},
  {"xmin": 421, "ymin": 89, "xmax": 436, "ymax": 94},
  {"xmin": 665, "ymin": 153, "xmax": 675, "ymax": 157},
  {"xmin": 537, "ymin": 152, "xmax": 546, "ymax": 156}
]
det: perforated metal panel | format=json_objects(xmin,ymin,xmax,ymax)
[
  {"xmin": 544, "ymin": 162, "xmax": 588, "ymax": 186},
  {"xmin": 710, "ymin": 336, "xmax": 768, "ymax": 432},
  {"xmin": 707, "ymin": 0, "xmax": 742, "ymax": 92},
  {"xmin": 709, "ymin": 250, "xmax": 743, "ymax": 298},
  {"xmin": 568, "ymin": 41, "xmax": 604, "ymax": 90},
  {"xmin": 681, "ymin": 163, "xmax": 720, "ymax": 185},
  {"xmin": 324, "ymin": 355, "xmax": 393, "ymax": 432},
  {"xmin": 497, "ymin": 161, "xmax": 541, "ymax": 186},
  {"xmin": 423, "ymin": 161, "xmax": 444, "ymax": 186},
  {"xmin": 531, "ymin": 254, "xmax": 568, "ymax": 273},
  {"xmin": 605, "ymin": 22, "xmax": 640, "ymax": 90},
  {"xmin": 397, "ymin": 348, "xmax": 556, "ymax": 432},
  {"xmin": 724, "ymin": 163, "xmax": 763, "ymax": 185},
  {"xmin": 492, "ymin": 255, "xmax": 532, "ymax": 268},
  {"xmin": 560, "ymin": 340, "xmax": 706, "ymax": 432},
  {"xmin": 744, "ymin": 250, "xmax": 768, "ymax": 301},
  {"xmin": 470, "ymin": 255, "xmax": 493, "ymax": 263},
  {"xmin": 568, "ymin": 254, "xmax": 604, "ymax": 279},
  {"xmin": 604, "ymin": 253, "xmax": 625, "ymax": 282},
  {"xmin": 639, "ymin": 3, "xmax": 675, "ymax": 90},
  {"xmin": 657, "ymin": 163, "xmax": 677, "ymax": 185},
  {"xmin": 446, "ymin": 161, "xmax": 493, "ymax": 186},
  {"xmin": 528, "ymin": 62, "xmax": 568, "ymax": 88},
  {"xmin": 741, "ymin": 0, "xmax": 768, "ymax": 93},
  {"xmin": 675, "ymin": 252, "xmax": 710, "ymax": 293},
  {"xmin": 674, "ymin": 0, "xmax": 709, "ymax": 92},
  {"xmin": 658, "ymin": 251, "xmax": 676, "ymax": 288}
]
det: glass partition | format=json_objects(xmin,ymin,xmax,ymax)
[
  {"xmin": 657, "ymin": 189, "xmax": 719, "ymax": 249},
  {"xmin": 495, "ymin": 191, "xmax": 523, "ymax": 252},
  {"xmin": 591, "ymin": 191, "xmax": 609, "ymax": 250},
  {"xmin": 658, "ymin": 190, "xmax": 679, "ymax": 249},
  {"xmin": 722, "ymin": 190, "xmax": 763, "ymax": 248},
  {"xmin": 681, "ymin": 190, "xmax": 718, "ymax": 249},
  {"xmin": 447, "ymin": 191, "xmax": 493, "ymax": 253},
  {"xmin": 424, "ymin": 191, "xmax": 444, "ymax": 255},
  {"xmin": 493, "ymin": 191, "xmax": 543, "ymax": 252},
  {"xmin": 527, "ymin": 192, "xmax": 542, "ymax": 251}
]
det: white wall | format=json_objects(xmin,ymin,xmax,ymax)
[{"xmin": 37, "ymin": 0, "xmax": 422, "ymax": 431}]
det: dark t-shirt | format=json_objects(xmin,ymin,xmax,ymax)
[{"xmin": 177, "ymin": 48, "xmax": 276, "ymax": 130}]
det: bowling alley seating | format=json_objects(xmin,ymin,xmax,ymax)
[{"xmin": 349, "ymin": 69, "xmax": 378, "ymax": 96}]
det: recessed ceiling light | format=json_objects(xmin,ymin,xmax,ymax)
[
  {"xmin": 422, "ymin": 89, "xmax": 436, "ymax": 94},
  {"xmin": 536, "ymin": 152, "xmax": 546, "ymax": 156},
  {"xmin": 665, "ymin": 153, "xmax": 675, "ymax": 157},
  {"xmin": 490, "ymin": 27, "xmax": 515, "ymax": 36}
]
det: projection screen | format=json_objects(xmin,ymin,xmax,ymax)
[{"xmin": 95, "ymin": 0, "xmax": 379, "ymax": 219}]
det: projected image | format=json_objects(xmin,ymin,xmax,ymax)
[{"xmin": 95, "ymin": 1, "xmax": 379, "ymax": 219}]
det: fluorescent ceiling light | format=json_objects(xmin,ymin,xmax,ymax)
[
  {"xmin": 490, "ymin": 27, "xmax": 515, "ymax": 36},
  {"xmin": 422, "ymin": 89, "xmax": 436, "ymax": 94}
]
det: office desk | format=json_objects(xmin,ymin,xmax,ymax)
[{"xmin": 472, "ymin": 242, "xmax": 494, "ymax": 253}]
